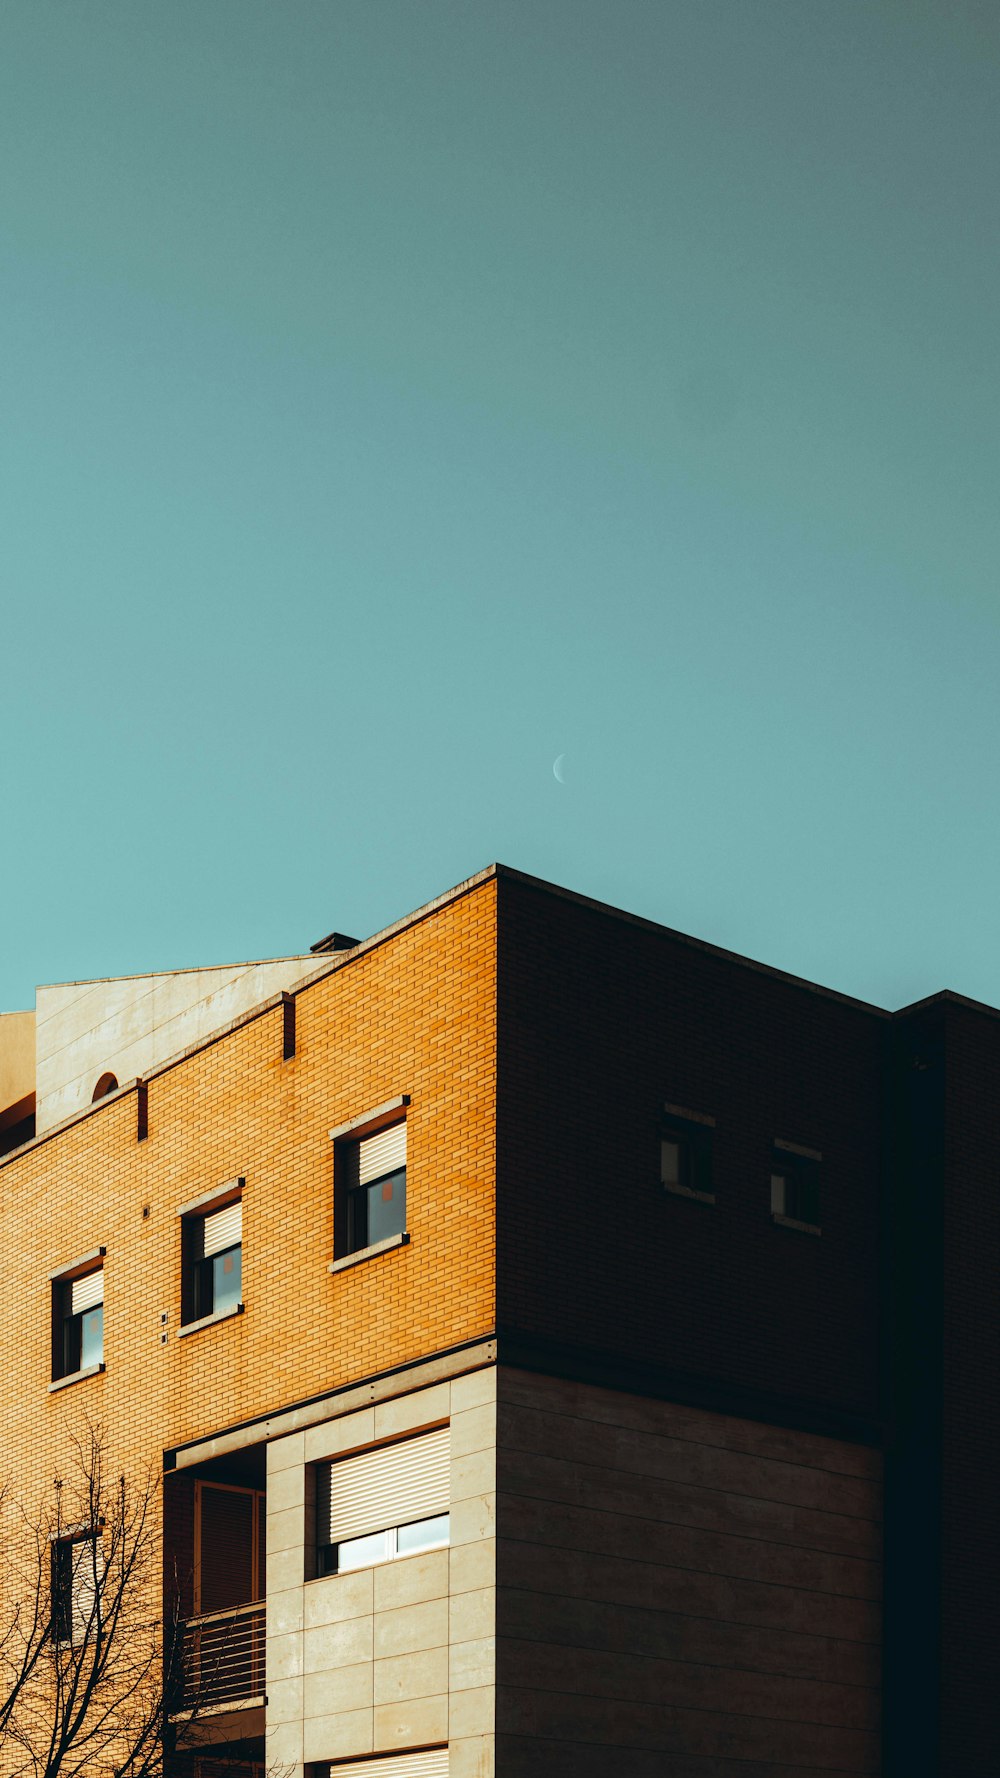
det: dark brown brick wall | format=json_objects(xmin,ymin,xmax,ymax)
[
  {"xmin": 496, "ymin": 874, "xmax": 885, "ymax": 1426},
  {"xmin": 939, "ymin": 1002, "xmax": 1000, "ymax": 1778},
  {"xmin": 880, "ymin": 998, "xmax": 1000, "ymax": 1778},
  {"xmin": 881, "ymin": 1005, "xmax": 944, "ymax": 1778}
]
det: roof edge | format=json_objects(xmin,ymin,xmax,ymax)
[
  {"xmin": 891, "ymin": 986, "xmax": 1000, "ymax": 1025},
  {"xmin": 0, "ymin": 867, "xmax": 501, "ymax": 1170},
  {"xmin": 36, "ymin": 952, "xmax": 318, "ymax": 994},
  {"xmin": 493, "ymin": 864, "xmax": 893, "ymax": 1018}
]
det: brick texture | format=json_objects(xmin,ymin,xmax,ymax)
[
  {"xmin": 495, "ymin": 873, "xmax": 884, "ymax": 1423},
  {"xmin": 0, "ymin": 880, "xmax": 498, "ymax": 1775},
  {"xmin": 2, "ymin": 864, "xmax": 997, "ymax": 1776}
]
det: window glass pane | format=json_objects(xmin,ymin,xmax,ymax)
[
  {"xmin": 786, "ymin": 1171, "xmax": 820, "ymax": 1225},
  {"xmin": 61, "ymin": 1290, "xmax": 82, "ymax": 1376},
  {"xmin": 53, "ymin": 1542, "xmax": 73, "ymax": 1640},
  {"xmin": 661, "ymin": 1139, "xmax": 681, "ymax": 1186},
  {"xmin": 80, "ymin": 1305, "xmax": 103, "ymax": 1368},
  {"xmin": 770, "ymin": 1172, "xmax": 786, "ymax": 1214},
  {"xmin": 212, "ymin": 1245, "xmax": 242, "ymax": 1314},
  {"xmin": 365, "ymin": 1169, "xmax": 406, "ymax": 1245},
  {"xmin": 336, "ymin": 1529, "xmax": 391, "ymax": 1572},
  {"xmin": 70, "ymin": 1537, "xmax": 98, "ymax": 1642},
  {"xmin": 396, "ymin": 1513, "xmax": 450, "ymax": 1555}
]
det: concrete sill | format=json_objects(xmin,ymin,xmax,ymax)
[
  {"xmin": 178, "ymin": 1301, "xmax": 244, "ymax": 1339},
  {"xmin": 170, "ymin": 1695, "xmax": 266, "ymax": 1723},
  {"xmin": 329, "ymin": 1232, "xmax": 410, "ymax": 1274},
  {"xmin": 771, "ymin": 1212, "xmax": 822, "ymax": 1236},
  {"xmin": 48, "ymin": 1361, "xmax": 105, "ymax": 1394},
  {"xmin": 663, "ymin": 1183, "xmax": 716, "ymax": 1205}
]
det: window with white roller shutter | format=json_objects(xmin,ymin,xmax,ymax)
[
  {"xmin": 340, "ymin": 1117, "xmax": 407, "ymax": 1255},
  {"xmin": 321, "ymin": 1753, "xmax": 448, "ymax": 1778},
  {"xmin": 316, "ymin": 1425, "xmax": 449, "ymax": 1576},
  {"xmin": 51, "ymin": 1258, "xmax": 104, "ymax": 1381},
  {"xmin": 52, "ymin": 1533, "xmax": 100, "ymax": 1646},
  {"xmin": 181, "ymin": 1191, "xmax": 243, "ymax": 1325}
]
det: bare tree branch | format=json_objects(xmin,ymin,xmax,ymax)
[
  {"xmin": 1, "ymin": 1422, "xmax": 288, "ymax": 1778},
  {"xmin": 0, "ymin": 1421, "xmax": 188, "ymax": 1778}
]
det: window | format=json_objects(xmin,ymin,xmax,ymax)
[
  {"xmin": 51, "ymin": 1260, "xmax": 104, "ymax": 1382},
  {"xmin": 318, "ymin": 1754, "xmax": 448, "ymax": 1778},
  {"xmin": 195, "ymin": 1764, "xmax": 265, "ymax": 1778},
  {"xmin": 182, "ymin": 1194, "xmax": 243, "ymax": 1326},
  {"xmin": 195, "ymin": 1482, "xmax": 265, "ymax": 1613},
  {"xmin": 195, "ymin": 1763, "xmax": 265, "ymax": 1778},
  {"xmin": 328, "ymin": 1514, "xmax": 450, "ymax": 1576},
  {"xmin": 661, "ymin": 1105, "xmax": 714, "ymax": 1199},
  {"xmin": 340, "ymin": 1120, "xmax": 407, "ymax": 1255},
  {"xmin": 92, "ymin": 1073, "xmax": 118, "ymax": 1102},
  {"xmin": 52, "ymin": 1533, "xmax": 98, "ymax": 1645},
  {"xmin": 316, "ymin": 1425, "xmax": 449, "ymax": 1578},
  {"xmin": 771, "ymin": 1142, "xmax": 822, "ymax": 1229}
]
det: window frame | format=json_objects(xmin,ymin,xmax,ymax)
[
  {"xmin": 317, "ymin": 1510, "xmax": 451, "ymax": 1579},
  {"xmin": 330, "ymin": 1097, "xmax": 410, "ymax": 1267},
  {"xmin": 49, "ymin": 1248, "xmax": 106, "ymax": 1387},
  {"xmin": 177, "ymin": 1181, "xmax": 245, "ymax": 1331},
  {"xmin": 311, "ymin": 1422, "xmax": 449, "ymax": 1582},
  {"xmin": 661, "ymin": 1103, "xmax": 715, "ymax": 1203},
  {"xmin": 193, "ymin": 1478, "xmax": 266, "ymax": 1615},
  {"xmin": 770, "ymin": 1139, "xmax": 822, "ymax": 1233},
  {"xmin": 51, "ymin": 1530, "xmax": 100, "ymax": 1647}
]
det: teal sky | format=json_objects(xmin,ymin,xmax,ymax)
[{"xmin": 2, "ymin": 1, "xmax": 1000, "ymax": 1012}]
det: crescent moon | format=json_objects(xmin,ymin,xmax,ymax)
[{"xmin": 553, "ymin": 754, "xmax": 566, "ymax": 784}]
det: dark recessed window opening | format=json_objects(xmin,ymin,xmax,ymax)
[
  {"xmin": 183, "ymin": 1199, "xmax": 242, "ymax": 1324},
  {"xmin": 92, "ymin": 1073, "xmax": 119, "ymax": 1102},
  {"xmin": 771, "ymin": 1150, "xmax": 821, "ymax": 1226},
  {"xmin": 340, "ymin": 1122, "xmax": 406, "ymax": 1255},
  {"xmin": 195, "ymin": 1480, "xmax": 265, "ymax": 1614},
  {"xmin": 53, "ymin": 1267, "xmax": 104, "ymax": 1380},
  {"xmin": 661, "ymin": 1114, "xmax": 713, "ymax": 1196},
  {"xmin": 52, "ymin": 1533, "xmax": 98, "ymax": 1645}
]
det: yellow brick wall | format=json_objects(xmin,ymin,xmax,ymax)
[{"xmin": 0, "ymin": 877, "xmax": 497, "ymax": 1745}]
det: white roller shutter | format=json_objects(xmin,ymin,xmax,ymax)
[
  {"xmin": 70, "ymin": 1538, "xmax": 98, "ymax": 1644},
  {"xmin": 203, "ymin": 1199, "xmax": 242, "ymax": 1257},
  {"xmin": 319, "ymin": 1426, "xmax": 449, "ymax": 1546},
  {"xmin": 358, "ymin": 1122, "xmax": 406, "ymax": 1185},
  {"xmin": 326, "ymin": 1751, "xmax": 448, "ymax": 1778},
  {"xmin": 71, "ymin": 1270, "xmax": 103, "ymax": 1314}
]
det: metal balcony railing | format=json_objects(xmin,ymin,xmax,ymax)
[{"xmin": 180, "ymin": 1601, "xmax": 265, "ymax": 1710}]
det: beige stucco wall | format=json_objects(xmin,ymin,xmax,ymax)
[
  {"xmin": 265, "ymin": 1368, "xmax": 496, "ymax": 1778},
  {"xmin": 34, "ymin": 957, "xmax": 316, "ymax": 1133},
  {"xmin": 0, "ymin": 1009, "xmax": 35, "ymax": 1126}
]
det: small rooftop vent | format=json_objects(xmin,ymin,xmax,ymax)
[{"xmin": 310, "ymin": 931, "xmax": 361, "ymax": 956}]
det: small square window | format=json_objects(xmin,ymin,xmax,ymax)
[
  {"xmin": 182, "ymin": 1197, "xmax": 242, "ymax": 1325},
  {"xmin": 337, "ymin": 1120, "xmax": 407, "ymax": 1257},
  {"xmin": 771, "ymin": 1147, "xmax": 821, "ymax": 1227},
  {"xmin": 661, "ymin": 1113, "xmax": 713, "ymax": 1197},
  {"xmin": 52, "ymin": 1266, "xmax": 104, "ymax": 1381}
]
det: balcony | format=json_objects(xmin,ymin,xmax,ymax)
[
  {"xmin": 163, "ymin": 1441, "xmax": 267, "ymax": 1748},
  {"xmin": 179, "ymin": 1601, "xmax": 266, "ymax": 1713}
]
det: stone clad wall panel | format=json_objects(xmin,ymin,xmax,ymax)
[{"xmin": 496, "ymin": 1368, "xmax": 882, "ymax": 1777}]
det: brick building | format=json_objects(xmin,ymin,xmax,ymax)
[{"xmin": 0, "ymin": 864, "xmax": 995, "ymax": 1777}]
